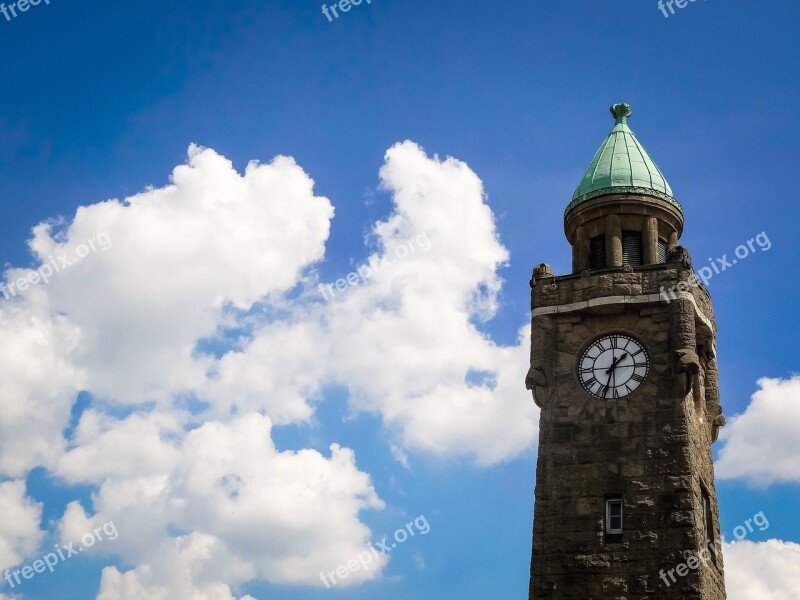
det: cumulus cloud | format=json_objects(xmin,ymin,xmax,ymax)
[
  {"xmin": 10, "ymin": 141, "xmax": 536, "ymax": 465},
  {"xmin": 208, "ymin": 141, "xmax": 538, "ymax": 463},
  {"xmin": 0, "ymin": 295, "xmax": 84, "ymax": 477},
  {"xmin": 725, "ymin": 540, "xmax": 800, "ymax": 600},
  {"xmin": 58, "ymin": 413, "xmax": 386, "ymax": 593},
  {"xmin": 0, "ymin": 481, "xmax": 43, "ymax": 572},
  {"xmin": 27, "ymin": 145, "xmax": 334, "ymax": 405},
  {"xmin": 202, "ymin": 320, "xmax": 327, "ymax": 424},
  {"xmin": 0, "ymin": 141, "xmax": 538, "ymax": 596},
  {"xmin": 57, "ymin": 410, "xmax": 184, "ymax": 485},
  {"xmin": 716, "ymin": 376, "xmax": 800, "ymax": 484},
  {"xmin": 98, "ymin": 549, "xmax": 257, "ymax": 600}
]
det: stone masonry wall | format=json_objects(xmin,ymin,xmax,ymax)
[{"xmin": 528, "ymin": 264, "xmax": 726, "ymax": 599}]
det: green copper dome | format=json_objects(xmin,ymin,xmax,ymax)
[{"xmin": 565, "ymin": 103, "xmax": 682, "ymax": 216}]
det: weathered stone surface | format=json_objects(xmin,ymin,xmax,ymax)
[{"xmin": 527, "ymin": 259, "xmax": 726, "ymax": 599}]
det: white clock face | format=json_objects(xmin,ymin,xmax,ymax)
[{"xmin": 579, "ymin": 334, "xmax": 649, "ymax": 399}]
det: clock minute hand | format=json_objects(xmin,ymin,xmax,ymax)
[{"xmin": 602, "ymin": 370, "xmax": 614, "ymax": 398}]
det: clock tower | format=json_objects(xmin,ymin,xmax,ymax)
[{"xmin": 525, "ymin": 103, "xmax": 727, "ymax": 599}]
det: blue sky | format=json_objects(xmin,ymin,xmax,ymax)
[{"xmin": 0, "ymin": 1, "xmax": 798, "ymax": 598}]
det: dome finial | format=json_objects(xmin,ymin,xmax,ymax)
[{"xmin": 610, "ymin": 102, "xmax": 632, "ymax": 124}]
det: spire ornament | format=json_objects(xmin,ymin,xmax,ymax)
[{"xmin": 610, "ymin": 102, "xmax": 632, "ymax": 124}]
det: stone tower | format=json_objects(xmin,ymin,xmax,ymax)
[{"xmin": 525, "ymin": 103, "xmax": 727, "ymax": 599}]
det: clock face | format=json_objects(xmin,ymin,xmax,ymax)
[{"xmin": 579, "ymin": 334, "xmax": 649, "ymax": 399}]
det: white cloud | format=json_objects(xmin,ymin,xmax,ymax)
[
  {"xmin": 0, "ymin": 481, "xmax": 43, "ymax": 572},
  {"xmin": 0, "ymin": 296, "xmax": 84, "ymax": 477},
  {"xmin": 97, "ymin": 542, "xmax": 257, "ymax": 600},
  {"xmin": 202, "ymin": 320, "xmax": 327, "ymax": 424},
  {"xmin": 15, "ymin": 141, "xmax": 537, "ymax": 465},
  {"xmin": 57, "ymin": 410, "xmax": 183, "ymax": 485},
  {"xmin": 28, "ymin": 145, "xmax": 334, "ymax": 405},
  {"xmin": 209, "ymin": 141, "xmax": 538, "ymax": 463},
  {"xmin": 725, "ymin": 540, "xmax": 800, "ymax": 600},
  {"xmin": 173, "ymin": 414, "xmax": 385, "ymax": 585},
  {"xmin": 0, "ymin": 142, "xmax": 538, "ymax": 596},
  {"xmin": 716, "ymin": 375, "xmax": 800, "ymax": 484},
  {"xmin": 58, "ymin": 413, "xmax": 387, "ymax": 593}
]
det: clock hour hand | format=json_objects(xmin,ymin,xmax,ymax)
[{"xmin": 605, "ymin": 352, "xmax": 628, "ymax": 375}]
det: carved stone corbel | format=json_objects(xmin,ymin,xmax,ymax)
[
  {"xmin": 708, "ymin": 403, "xmax": 727, "ymax": 442},
  {"xmin": 673, "ymin": 348, "xmax": 700, "ymax": 397},
  {"xmin": 525, "ymin": 363, "xmax": 550, "ymax": 408}
]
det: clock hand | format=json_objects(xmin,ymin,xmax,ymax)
[
  {"xmin": 602, "ymin": 370, "xmax": 613, "ymax": 398},
  {"xmin": 602, "ymin": 349, "xmax": 615, "ymax": 396},
  {"xmin": 601, "ymin": 349, "xmax": 617, "ymax": 397},
  {"xmin": 605, "ymin": 352, "xmax": 629, "ymax": 375},
  {"xmin": 612, "ymin": 365, "xmax": 617, "ymax": 397}
]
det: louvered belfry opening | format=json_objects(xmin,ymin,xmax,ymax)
[
  {"xmin": 590, "ymin": 235, "xmax": 607, "ymax": 269},
  {"xmin": 657, "ymin": 239, "xmax": 668, "ymax": 263},
  {"xmin": 621, "ymin": 231, "xmax": 643, "ymax": 266}
]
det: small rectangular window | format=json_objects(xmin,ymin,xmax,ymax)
[{"xmin": 606, "ymin": 498, "xmax": 623, "ymax": 534}]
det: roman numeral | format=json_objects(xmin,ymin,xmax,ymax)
[{"xmin": 631, "ymin": 373, "xmax": 645, "ymax": 383}]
